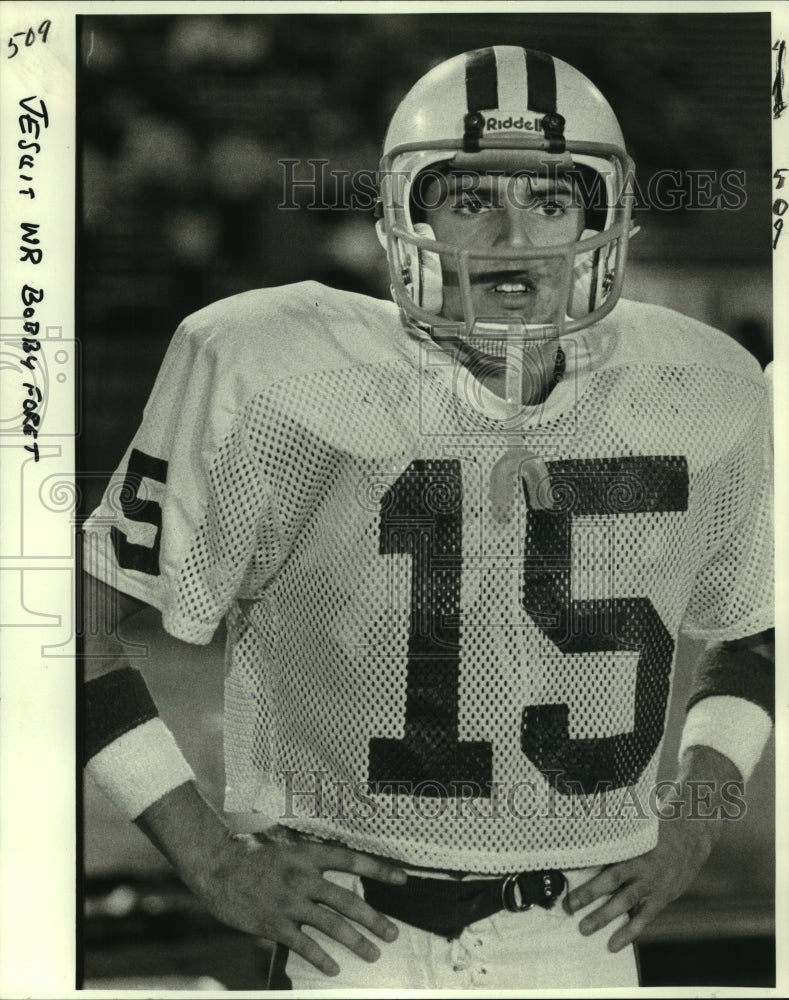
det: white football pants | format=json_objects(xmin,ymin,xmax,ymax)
[{"xmin": 282, "ymin": 867, "xmax": 639, "ymax": 990}]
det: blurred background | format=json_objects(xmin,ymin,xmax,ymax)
[{"xmin": 78, "ymin": 12, "xmax": 775, "ymax": 990}]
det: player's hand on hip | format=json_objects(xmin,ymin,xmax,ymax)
[
  {"xmin": 563, "ymin": 811, "xmax": 718, "ymax": 951},
  {"xmin": 203, "ymin": 828, "xmax": 406, "ymax": 977},
  {"xmin": 563, "ymin": 747, "xmax": 739, "ymax": 951}
]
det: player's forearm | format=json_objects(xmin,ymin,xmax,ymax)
[
  {"xmin": 676, "ymin": 744, "xmax": 740, "ymax": 785},
  {"xmin": 671, "ymin": 744, "xmax": 742, "ymax": 850},
  {"xmin": 136, "ymin": 780, "xmax": 233, "ymax": 898},
  {"xmin": 81, "ymin": 574, "xmax": 236, "ymax": 901}
]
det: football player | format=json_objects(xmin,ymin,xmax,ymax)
[{"xmin": 82, "ymin": 46, "xmax": 774, "ymax": 989}]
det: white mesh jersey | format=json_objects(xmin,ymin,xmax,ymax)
[{"xmin": 84, "ymin": 281, "xmax": 773, "ymax": 873}]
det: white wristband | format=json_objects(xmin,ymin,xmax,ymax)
[
  {"xmin": 678, "ymin": 696, "xmax": 772, "ymax": 782},
  {"xmin": 86, "ymin": 717, "xmax": 195, "ymax": 819}
]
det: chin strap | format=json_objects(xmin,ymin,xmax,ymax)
[
  {"xmin": 413, "ymin": 222, "xmax": 443, "ymax": 312},
  {"xmin": 490, "ymin": 448, "xmax": 553, "ymax": 522},
  {"xmin": 568, "ymin": 224, "xmax": 641, "ymax": 319}
]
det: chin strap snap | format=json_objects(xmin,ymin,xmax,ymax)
[
  {"xmin": 541, "ymin": 111, "xmax": 566, "ymax": 153},
  {"xmin": 462, "ymin": 111, "xmax": 485, "ymax": 152}
]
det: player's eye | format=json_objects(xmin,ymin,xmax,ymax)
[
  {"xmin": 452, "ymin": 191, "xmax": 499, "ymax": 215},
  {"xmin": 533, "ymin": 198, "xmax": 571, "ymax": 218}
]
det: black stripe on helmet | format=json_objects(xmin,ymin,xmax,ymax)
[
  {"xmin": 463, "ymin": 47, "xmax": 498, "ymax": 151},
  {"xmin": 465, "ymin": 47, "xmax": 499, "ymax": 111},
  {"xmin": 525, "ymin": 49, "xmax": 557, "ymax": 113}
]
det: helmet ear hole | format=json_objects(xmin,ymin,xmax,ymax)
[{"xmin": 413, "ymin": 223, "xmax": 443, "ymax": 313}]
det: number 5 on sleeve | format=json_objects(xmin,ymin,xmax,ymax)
[{"xmin": 110, "ymin": 448, "xmax": 168, "ymax": 576}]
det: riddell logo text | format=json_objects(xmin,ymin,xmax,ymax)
[{"xmin": 485, "ymin": 116, "xmax": 544, "ymax": 131}]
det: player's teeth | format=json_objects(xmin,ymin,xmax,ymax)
[{"xmin": 495, "ymin": 282, "xmax": 528, "ymax": 292}]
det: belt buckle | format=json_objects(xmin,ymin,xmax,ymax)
[{"xmin": 501, "ymin": 872, "xmax": 533, "ymax": 913}]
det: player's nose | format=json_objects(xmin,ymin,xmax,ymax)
[{"xmin": 493, "ymin": 203, "xmax": 535, "ymax": 249}]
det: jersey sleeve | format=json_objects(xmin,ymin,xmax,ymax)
[
  {"xmin": 681, "ymin": 368, "xmax": 773, "ymax": 643},
  {"xmin": 82, "ymin": 319, "xmax": 279, "ymax": 644}
]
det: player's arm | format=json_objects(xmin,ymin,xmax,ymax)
[
  {"xmin": 82, "ymin": 571, "xmax": 405, "ymax": 977},
  {"xmin": 564, "ymin": 629, "xmax": 774, "ymax": 951}
]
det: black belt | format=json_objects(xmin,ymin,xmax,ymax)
[{"xmin": 361, "ymin": 869, "xmax": 566, "ymax": 940}]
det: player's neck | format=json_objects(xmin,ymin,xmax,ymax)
[{"xmin": 454, "ymin": 338, "xmax": 565, "ymax": 407}]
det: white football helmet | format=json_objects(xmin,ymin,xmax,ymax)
[{"xmin": 377, "ymin": 46, "xmax": 636, "ymax": 342}]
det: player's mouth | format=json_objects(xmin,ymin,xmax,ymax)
[
  {"xmin": 492, "ymin": 276, "xmax": 536, "ymax": 295},
  {"xmin": 472, "ymin": 271, "xmax": 538, "ymax": 301}
]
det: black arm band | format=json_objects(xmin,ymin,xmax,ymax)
[
  {"xmin": 686, "ymin": 644, "xmax": 774, "ymax": 721},
  {"xmin": 83, "ymin": 666, "xmax": 158, "ymax": 766}
]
